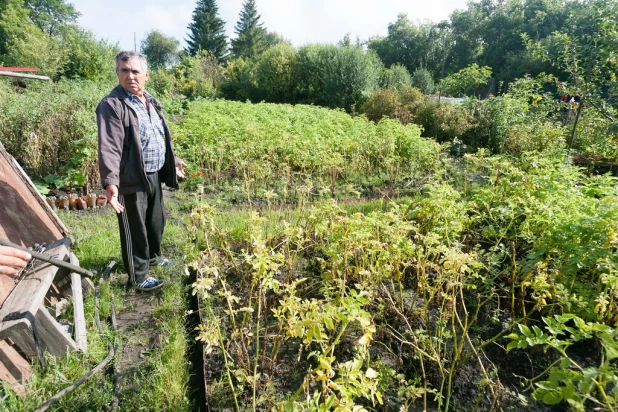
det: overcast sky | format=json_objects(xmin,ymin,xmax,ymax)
[{"xmin": 70, "ymin": 0, "xmax": 469, "ymax": 51}]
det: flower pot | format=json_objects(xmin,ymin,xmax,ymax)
[{"xmin": 96, "ymin": 195, "xmax": 107, "ymax": 207}]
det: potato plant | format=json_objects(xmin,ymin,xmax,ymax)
[
  {"xmin": 172, "ymin": 100, "xmax": 441, "ymax": 204},
  {"xmin": 188, "ymin": 148, "xmax": 618, "ymax": 411}
]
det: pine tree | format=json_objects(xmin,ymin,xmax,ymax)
[
  {"xmin": 185, "ymin": 0, "xmax": 227, "ymax": 60},
  {"xmin": 230, "ymin": 0, "xmax": 267, "ymax": 59}
]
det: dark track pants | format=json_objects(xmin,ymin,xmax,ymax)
[{"xmin": 116, "ymin": 172, "xmax": 165, "ymax": 286}]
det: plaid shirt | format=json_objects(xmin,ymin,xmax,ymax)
[{"xmin": 125, "ymin": 90, "xmax": 166, "ymax": 172}]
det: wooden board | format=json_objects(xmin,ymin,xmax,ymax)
[
  {"xmin": 0, "ymin": 241, "xmax": 78, "ymax": 357},
  {"xmin": 0, "ymin": 140, "xmax": 70, "ymax": 305},
  {"xmin": 69, "ymin": 253, "xmax": 87, "ymax": 352},
  {"xmin": 0, "ymin": 340, "xmax": 31, "ymax": 397}
]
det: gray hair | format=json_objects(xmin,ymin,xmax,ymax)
[{"xmin": 115, "ymin": 51, "xmax": 148, "ymax": 71}]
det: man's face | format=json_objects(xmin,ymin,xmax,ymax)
[{"xmin": 116, "ymin": 58, "xmax": 149, "ymax": 96}]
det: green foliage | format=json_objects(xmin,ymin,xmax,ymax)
[
  {"xmin": 440, "ymin": 63, "xmax": 492, "ymax": 97},
  {"xmin": 0, "ymin": 0, "xmax": 117, "ymax": 80},
  {"xmin": 0, "ymin": 0, "xmax": 64, "ymax": 76},
  {"xmin": 185, "ymin": 0, "xmax": 227, "ymax": 61},
  {"xmin": 507, "ymin": 315, "xmax": 618, "ymax": 410},
  {"xmin": 219, "ymin": 57, "xmax": 257, "ymax": 101},
  {"xmin": 230, "ymin": 0, "xmax": 267, "ymax": 60},
  {"xmin": 140, "ymin": 30, "xmax": 180, "ymax": 70},
  {"xmin": 173, "ymin": 99, "xmax": 440, "ymax": 200},
  {"xmin": 0, "ymin": 79, "xmax": 113, "ymax": 185},
  {"xmin": 319, "ymin": 45, "xmax": 383, "ymax": 112},
  {"xmin": 362, "ymin": 88, "xmax": 399, "ymax": 123},
  {"xmin": 380, "ymin": 63, "xmax": 412, "ymax": 91},
  {"xmin": 172, "ymin": 50, "xmax": 222, "ymax": 99},
  {"xmin": 367, "ymin": 14, "xmax": 446, "ymax": 79},
  {"xmin": 414, "ymin": 100, "xmax": 475, "ymax": 142},
  {"xmin": 254, "ymin": 43, "xmax": 298, "ymax": 103},
  {"xmin": 411, "ymin": 65, "xmax": 435, "ymax": 94},
  {"xmin": 61, "ymin": 27, "xmax": 118, "ymax": 81},
  {"xmin": 362, "ymin": 86, "xmax": 423, "ymax": 125},
  {"xmin": 24, "ymin": 0, "xmax": 79, "ymax": 37}
]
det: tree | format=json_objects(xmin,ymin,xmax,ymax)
[
  {"xmin": 231, "ymin": 0, "xmax": 267, "ymax": 59},
  {"xmin": 62, "ymin": 27, "xmax": 118, "ymax": 81},
  {"xmin": 411, "ymin": 66, "xmax": 435, "ymax": 94},
  {"xmin": 0, "ymin": 0, "xmax": 64, "ymax": 76},
  {"xmin": 140, "ymin": 30, "xmax": 180, "ymax": 70},
  {"xmin": 185, "ymin": 0, "xmax": 227, "ymax": 61},
  {"xmin": 24, "ymin": 0, "xmax": 79, "ymax": 37},
  {"xmin": 263, "ymin": 31, "xmax": 291, "ymax": 49},
  {"xmin": 255, "ymin": 43, "xmax": 298, "ymax": 103},
  {"xmin": 440, "ymin": 63, "xmax": 492, "ymax": 97}
]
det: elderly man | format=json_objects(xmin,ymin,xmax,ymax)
[{"xmin": 97, "ymin": 51, "xmax": 185, "ymax": 291}]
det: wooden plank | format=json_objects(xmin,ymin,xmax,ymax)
[
  {"xmin": 0, "ymin": 244, "xmax": 67, "ymax": 340},
  {"xmin": 0, "ymin": 340, "xmax": 31, "ymax": 381},
  {"xmin": 0, "ymin": 67, "xmax": 38, "ymax": 71},
  {"xmin": 0, "ymin": 71, "xmax": 50, "ymax": 81},
  {"xmin": 69, "ymin": 253, "xmax": 87, "ymax": 352},
  {"xmin": 0, "ymin": 139, "xmax": 71, "ymax": 245},
  {"xmin": 34, "ymin": 306, "xmax": 77, "ymax": 356},
  {"xmin": 0, "ymin": 354, "xmax": 27, "ymax": 397}
]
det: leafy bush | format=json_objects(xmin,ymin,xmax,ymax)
[
  {"xmin": 362, "ymin": 88, "xmax": 399, "ymax": 123},
  {"xmin": 380, "ymin": 63, "xmax": 412, "ymax": 91},
  {"xmin": 173, "ymin": 50, "xmax": 222, "ymax": 99},
  {"xmin": 440, "ymin": 63, "xmax": 492, "ymax": 97},
  {"xmin": 297, "ymin": 44, "xmax": 383, "ymax": 111},
  {"xmin": 220, "ymin": 57, "xmax": 258, "ymax": 102},
  {"xmin": 362, "ymin": 86, "xmax": 423, "ymax": 125},
  {"xmin": 0, "ymin": 79, "xmax": 114, "ymax": 187},
  {"xmin": 411, "ymin": 66, "xmax": 435, "ymax": 94},
  {"xmin": 254, "ymin": 43, "xmax": 298, "ymax": 103},
  {"xmin": 413, "ymin": 100, "xmax": 475, "ymax": 142}
]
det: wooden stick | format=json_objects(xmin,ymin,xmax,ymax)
[{"xmin": 0, "ymin": 238, "xmax": 94, "ymax": 277}]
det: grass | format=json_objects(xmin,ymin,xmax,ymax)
[{"xmin": 1, "ymin": 194, "xmax": 197, "ymax": 411}]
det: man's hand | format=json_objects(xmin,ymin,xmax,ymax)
[
  {"xmin": 175, "ymin": 160, "xmax": 187, "ymax": 179},
  {"xmin": 106, "ymin": 185, "xmax": 125, "ymax": 214},
  {"xmin": 0, "ymin": 246, "xmax": 31, "ymax": 276}
]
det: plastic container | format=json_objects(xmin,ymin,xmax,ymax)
[
  {"xmin": 46, "ymin": 196, "xmax": 57, "ymax": 210},
  {"xmin": 86, "ymin": 193, "xmax": 97, "ymax": 209},
  {"xmin": 58, "ymin": 196, "xmax": 69, "ymax": 210}
]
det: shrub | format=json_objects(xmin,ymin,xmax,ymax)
[
  {"xmin": 297, "ymin": 44, "xmax": 382, "ymax": 111},
  {"xmin": 381, "ymin": 63, "xmax": 412, "ymax": 91},
  {"xmin": 411, "ymin": 66, "xmax": 435, "ymax": 95},
  {"xmin": 362, "ymin": 88, "xmax": 399, "ymax": 123},
  {"xmin": 254, "ymin": 43, "xmax": 299, "ymax": 103},
  {"xmin": 220, "ymin": 57, "xmax": 258, "ymax": 102},
  {"xmin": 440, "ymin": 63, "xmax": 492, "ymax": 97},
  {"xmin": 413, "ymin": 100, "xmax": 475, "ymax": 142},
  {"xmin": 173, "ymin": 50, "xmax": 222, "ymax": 99},
  {"xmin": 0, "ymin": 79, "xmax": 113, "ymax": 187}
]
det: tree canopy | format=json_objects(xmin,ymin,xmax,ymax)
[
  {"xmin": 185, "ymin": 0, "xmax": 227, "ymax": 61},
  {"xmin": 231, "ymin": 0, "xmax": 267, "ymax": 60},
  {"xmin": 141, "ymin": 30, "xmax": 180, "ymax": 70}
]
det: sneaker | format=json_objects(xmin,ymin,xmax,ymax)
[
  {"xmin": 135, "ymin": 276, "xmax": 164, "ymax": 291},
  {"xmin": 150, "ymin": 258, "xmax": 175, "ymax": 267}
]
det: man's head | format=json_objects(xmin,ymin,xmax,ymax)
[{"xmin": 115, "ymin": 51, "xmax": 149, "ymax": 96}]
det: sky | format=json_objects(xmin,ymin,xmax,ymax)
[{"xmin": 71, "ymin": 0, "xmax": 469, "ymax": 52}]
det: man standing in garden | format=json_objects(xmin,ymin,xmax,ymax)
[{"xmin": 96, "ymin": 51, "xmax": 186, "ymax": 291}]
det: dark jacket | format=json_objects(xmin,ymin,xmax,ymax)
[{"xmin": 96, "ymin": 85, "xmax": 180, "ymax": 195}]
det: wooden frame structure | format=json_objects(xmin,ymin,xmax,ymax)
[{"xmin": 0, "ymin": 141, "xmax": 91, "ymax": 396}]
